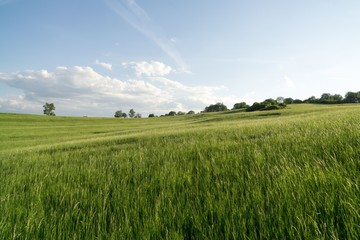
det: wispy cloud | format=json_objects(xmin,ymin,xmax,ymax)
[{"xmin": 105, "ymin": 0, "xmax": 189, "ymax": 72}]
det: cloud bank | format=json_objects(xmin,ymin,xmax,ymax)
[{"xmin": 0, "ymin": 62, "xmax": 234, "ymax": 116}]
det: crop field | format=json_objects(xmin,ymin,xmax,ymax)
[{"xmin": 0, "ymin": 104, "xmax": 359, "ymax": 239}]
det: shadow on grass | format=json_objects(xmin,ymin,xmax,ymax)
[{"xmin": 257, "ymin": 112, "xmax": 281, "ymax": 117}]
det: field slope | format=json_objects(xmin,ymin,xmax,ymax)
[{"xmin": 1, "ymin": 104, "xmax": 359, "ymax": 239}]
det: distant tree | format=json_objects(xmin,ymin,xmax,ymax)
[
  {"xmin": 168, "ymin": 111, "xmax": 177, "ymax": 116},
  {"xmin": 115, "ymin": 110, "xmax": 128, "ymax": 118},
  {"xmin": 246, "ymin": 98, "xmax": 286, "ymax": 112},
  {"xmin": 129, "ymin": 109, "xmax": 136, "ymax": 118},
  {"xmin": 177, "ymin": 111, "xmax": 186, "ymax": 115},
  {"xmin": 319, "ymin": 93, "xmax": 343, "ymax": 104},
  {"xmin": 204, "ymin": 102, "xmax": 228, "ymax": 112},
  {"xmin": 320, "ymin": 93, "xmax": 331, "ymax": 103},
  {"xmin": 332, "ymin": 94, "xmax": 343, "ymax": 103},
  {"xmin": 148, "ymin": 113, "xmax": 155, "ymax": 118},
  {"xmin": 293, "ymin": 99, "xmax": 303, "ymax": 104},
  {"xmin": 187, "ymin": 110, "xmax": 195, "ymax": 115},
  {"xmin": 114, "ymin": 110, "xmax": 123, "ymax": 118},
  {"xmin": 276, "ymin": 97, "xmax": 285, "ymax": 104},
  {"xmin": 262, "ymin": 98, "xmax": 278, "ymax": 106},
  {"xmin": 134, "ymin": 113, "xmax": 142, "ymax": 118},
  {"xmin": 284, "ymin": 98, "xmax": 294, "ymax": 104},
  {"xmin": 232, "ymin": 102, "xmax": 249, "ymax": 110},
  {"xmin": 344, "ymin": 91, "xmax": 359, "ymax": 103},
  {"xmin": 246, "ymin": 102, "xmax": 265, "ymax": 112},
  {"xmin": 306, "ymin": 96, "xmax": 318, "ymax": 103},
  {"xmin": 43, "ymin": 103, "xmax": 56, "ymax": 116}
]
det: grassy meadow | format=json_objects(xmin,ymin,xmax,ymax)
[{"xmin": 0, "ymin": 104, "xmax": 359, "ymax": 239}]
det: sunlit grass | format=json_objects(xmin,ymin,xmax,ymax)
[{"xmin": 1, "ymin": 104, "xmax": 359, "ymax": 239}]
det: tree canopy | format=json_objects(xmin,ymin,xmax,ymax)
[
  {"xmin": 114, "ymin": 110, "xmax": 127, "ymax": 118},
  {"xmin": 203, "ymin": 103, "xmax": 228, "ymax": 112},
  {"xmin": 43, "ymin": 103, "xmax": 56, "ymax": 116},
  {"xmin": 128, "ymin": 109, "xmax": 136, "ymax": 118},
  {"xmin": 344, "ymin": 91, "xmax": 360, "ymax": 103},
  {"xmin": 246, "ymin": 98, "xmax": 286, "ymax": 112},
  {"xmin": 232, "ymin": 102, "xmax": 249, "ymax": 110}
]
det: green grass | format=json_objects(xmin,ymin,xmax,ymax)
[{"xmin": 0, "ymin": 104, "xmax": 359, "ymax": 239}]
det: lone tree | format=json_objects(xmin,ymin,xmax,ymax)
[
  {"xmin": 43, "ymin": 103, "xmax": 56, "ymax": 116},
  {"xmin": 114, "ymin": 110, "xmax": 123, "ymax": 118},
  {"xmin": 128, "ymin": 109, "xmax": 136, "ymax": 118},
  {"xmin": 115, "ymin": 110, "xmax": 128, "ymax": 118},
  {"xmin": 276, "ymin": 97, "xmax": 285, "ymax": 104}
]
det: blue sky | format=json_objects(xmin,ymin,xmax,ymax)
[{"xmin": 1, "ymin": 0, "xmax": 359, "ymax": 116}]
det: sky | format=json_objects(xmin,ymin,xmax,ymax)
[{"xmin": 0, "ymin": 0, "xmax": 359, "ymax": 117}]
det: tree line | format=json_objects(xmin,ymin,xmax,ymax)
[
  {"xmin": 204, "ymin": 91, "xmax": 360, "ymax": 113},
  {"xmin": 202, "ymin": 91, "xmax": 359, "ymax": 114},
  {"xmin": 114, "ymin": 109, "xmax": 142, "ymax": 118},
  {"xmin": 302, "ymin": 91, "xmax": 360, "ymax": 104},
  {"xmin": 114, "ymin": 109, "xmax": 197, "ymax": 118},
  {"xmin": 112, "ymin": 91, "xmax": 359, "ymax": 118},
  {"xmin": 42, "ymin": 90, "xmax": 359, "ymax": 117}
]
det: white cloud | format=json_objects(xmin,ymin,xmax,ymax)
[
  {"xmin": 95, "ymin": 60, "xmax": 113, "ymax": 71},
  {"xmin": 151, "ymin": 77, "xmax": 184, "ymax": 89},
  {"xmin": 0, "ymin": 95, "xmax": 38, "ymax": 113},
  {"xmin": 0, "ymin": 66, "xmax": 168, "ymax": 116},
  {"xmin": 125, "ymin": 61, "xmax": 172, "ymax": 77},
  {"xmin": 150, "ymin": 77, "xmax": 233, "ymax": 108},
  {"xmin": 0, "ymin": 65, "xmax": 231, "ymax": 116}
]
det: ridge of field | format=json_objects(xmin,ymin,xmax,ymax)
[
  {"xmin": 1, "ymin": 104, "xmax": 359, "ymax": 239},
  {"xmin": 0, "ymin": 104, "xmax": 350, "ymax": 153}
]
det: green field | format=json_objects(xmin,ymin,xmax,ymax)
[{"xmin": 1, "ymin": 104, "xmax": 359, "ymax": 239}]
